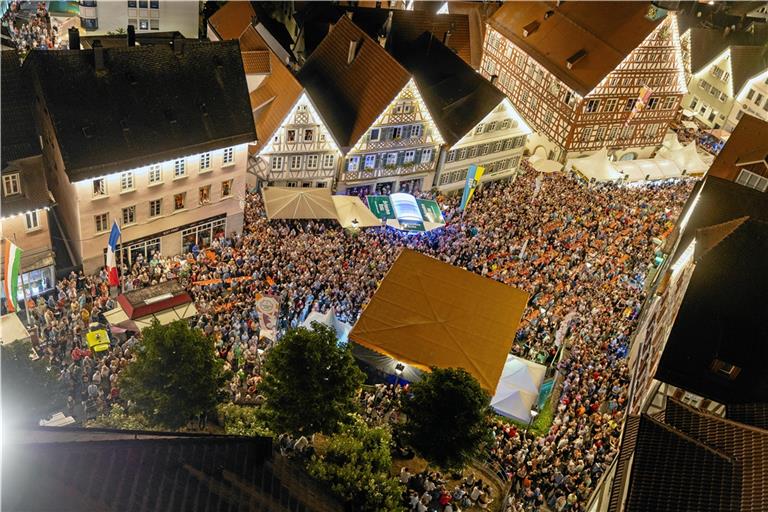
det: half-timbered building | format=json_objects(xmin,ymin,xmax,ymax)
[
  {"xmin": 481, "ymin": 2, "xmax": 687, "ymax": 161},
  {"xmin": 249, "ymin": 51, "xmax": 341, "ymax": 189}
]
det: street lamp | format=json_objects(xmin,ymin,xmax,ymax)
[
  {"xmin": 394, "ymin": 362, "xmax": 405, "ymax": 387},
  {"xmin": 351, "ymin": 218, "xmax": 359, "ymax": 229},
  {"xmin": 525, "ymin": 405, "xmax": 539, "ymax": 440}
]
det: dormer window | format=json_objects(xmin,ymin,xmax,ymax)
[
  {"xmin": 710, "ymin": 358, "xmax": 741, "ymax": 380},
  {"xmin": 2, "ymin": 173, "xmax": 21, "ymax": 196}
]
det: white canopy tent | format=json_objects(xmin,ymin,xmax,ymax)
[
  {"xmin": 656, "ymin": 142, "xmax": 710, "ymax": 176},
  {"xmin": 532, "ymin": 159, "xmax": 563, "ymax": 174},
  {"xmin": 568, "ymin": 148, "xmax": 623, "ymax": 182},
  {"xmin": 262, "ymin": 187, "xmax": 338, "ymax": 220},
  {"xmin": 491, "ymin": 355, "xmax": 547, "ymax": 423},
  {"xmin": 104, "ymin": 302, "xmax": 198, "ymax": 331},
  {"xmin": 662, "ymin": 132, "xmax": 685, "ymax": 151},
  {"xmin": 301, "ymin": 309, "xmax": 353, "ymax": 345},
  {"xmin": 331, "ymin": 195, "xmax": 382, "ymax": 229},
  {"xmin": 0, "ymin": 313, "xmax": 31, "ymax": 345},
  {"xmin": 615, "ymin": 157, "xmax": 681, "ymax": 182}
]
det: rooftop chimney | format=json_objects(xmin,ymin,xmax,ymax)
[
  {"xmin": 347, "ymin": 39, "xmax": 360, "ymax": 64},
  {"xmin": 523, "ymin": 20, "xmax": 540, "ymax": 37},
  {"xmin": 127, "ymin": 24, "xmax": 136, "ymax": 47},
  {"xmin": 566, "ymin": 49, "xmax": 587, "ymax": 69},
  {"xmin": 68, "ymin": 27, "xmax": 80, "ymax": 50}
]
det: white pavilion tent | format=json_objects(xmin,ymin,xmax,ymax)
[
  {"xmin": 0, "ymin": 313, "xmax": 31, "ymax": 345},
  {"xmin": 301, "ymin": 309, "xmax": 353, "ymax": 345},
  {"xmin": 331, "ymin": 195, "xmax": 382, "ymax": 229},
  {"xmin": 491, "ymin": 355, "xmax": 547, "ymax": 423},
  {"xmin": 656, "ymin": 142, "xmax": 710, "ymax": 176},
  {"xmin": 568, "ymin": 148, "xmax": 623, "ymax": 182},
  {"xmin": 615, "ymin": 157, "xmax": 681, "ymax": 182}
]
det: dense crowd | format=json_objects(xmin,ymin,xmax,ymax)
[
  {"xmin": 2, "ymin": 1, "xmax": 65, "ymax": 54},
  {"xmin": 22, "ymin": 166, "xmax": 692, "ymax": 510}
]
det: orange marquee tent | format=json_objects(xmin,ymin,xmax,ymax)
[{"xmin": 348, "ymin": 249, "xmax": 529, "ymax": 391}]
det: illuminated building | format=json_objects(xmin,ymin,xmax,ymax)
[{"xmin": 78, "ymin": 0, "xmax": 199, "ymax": 38}]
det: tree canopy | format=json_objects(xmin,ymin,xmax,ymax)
[
  {"xmin": 259, "ymin": 323, "xmax": 364, "ymax": 435},
  {"xmin": 307, "ymin": 415, "xmax": 404, "ymax": 512},
  {"xmin": 119, "ymin": 320, "xmax": 230, "ymax": 430},
  {"xmin": 399, "ymin": 367, "xmax": 492, "ymax": 470},
  {"xmin": 1, "ymin": 340, "xmax": 64, "ymax": 427}
]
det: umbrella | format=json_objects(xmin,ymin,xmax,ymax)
[{"xmin": 331, "ymin": 195, "xmax": 381, "ymax": 228}]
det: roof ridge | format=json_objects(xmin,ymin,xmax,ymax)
[
  {"xmin": 640, "ymin": 414, "xmax": 737, "ymax": 462},
  {"xmin": 694, "ymin": 215, "xmax": 750, "ymax": 261},
  {"xmin": 668, "ymin": 398, "xmax": 768, "ymax": 435}
]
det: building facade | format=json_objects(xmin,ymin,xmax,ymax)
[
  {"xmin": 726, "ymin": 68, "xmax": 768, "ymax": 131},
  {"xmin": 683, "ymin": 47, "xmax": 735, "ymax": 129},
  {"xmin": 24, "ymin": 41, "xmax": 256, "ymax": 274},
  {"xmin": 78, "ymin": 0, "xmax": 199, "ymax": 38},
  {"xmin": 481, "ymin": 3, "xmax": 686, "ymax": 161}
]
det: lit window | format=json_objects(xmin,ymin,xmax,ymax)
[
  {"xmin": 411, "ymin": 124, "xmax": 423, "ymax": 138},
  {"xmin": 198, "ymin": 185, "xmax": 210, "ymax": 205},
  {"xmin": 364, "ymin": 155, "xmax": 376, "ymax": 169},
  {"xmin": 122, "ymin": 205, "xmax": 136, "ymax": 225},
  {"xmin": 120, "ymin": 171, "xmax": 135, "ymax": 191},
  {"xmin": 139, "ymin": 19, "xmax": 148, "ymax": 30},
  {"xmin": 200, "ymin": 152, "xmax": 211, "ymax": 171},
  {"xmin": 149, "ymin": 199, "xmax": 162, "ymax": 217},
  {"xmin": 347, "ymin": 156, "xmax": 360, "ymax": 172},
  {"xmin": 404, "ymin": 150, "xmax": 415, "ymax": 163},
  {"xmin": 174, "ymin": 193, "xmax": 186, "ymax": 210},
  {"xmin": 174, "ymin": 159, "xmax": 186, "ymax": 178},
  {"xmin": 222, "ymin": 147, "xmax": 234, "ymax": 165},
  {"xmin": 272, "ymin": 156, "xmax": 283, "ymax": 170},
  {"xmin": 604, "ymin": 98, "xmax": 617, "ymax": 112},
  {"xmin": 386, "ymin": 153, "xmax": 397, "ymax": 166},
  {"xmin": 663, "ymin": 96, "xmax": 676, "ymax": 110},
  {"xmin": 222, "ymin": 179, "xmax": 233, "ymax": 197},
  {"xmin": 290, "ymin": 155, "xmax": 303, "ymax": 170},
  {"xmin": 95, "ymin": 213, "xmax": 109, "ymax": 232},
  {"xmin": 322, "ymin": 154, "xmax": 335, "ymax": 169},
  {"xmin": 25, "ymin": 210, "xmax": 40, "ymax": 231},
  {"xmin": 421, "ymin": 148, "xmax": 433, "ymax": 163},
  {"xmin": 3, "ymin": 173, "xmax": 21, "ymax": 196},
  {"xmin": 148, "ymin": 164, "xmax": 162, "ymax": 184},
  {"xmin": 585, "ymin": 99, "xmax": 600, "ymax": 113},
  {"xmin": 92, "ymin": 178, "xmax": 107, "ymax": 197},
  {"xmin": 307, "ymin": 155, "xmax": 319, "ymax": 169}
]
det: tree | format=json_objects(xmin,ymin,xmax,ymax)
[
  {"xmin": 399, "ymin": 367, "xmax": 492, "ymax": 470},
  {"xmin": 216, "ymin": 403, "xmax": 272, "ymax": 437},
  {"xmin": 259, "ymin": 324, "xmax": 364, "ymax": 435},
  {"xmin": 87, "ymin": 404, "xmax": 155, "ymax": 430},
  {"xmin": 1, "ymin": 340, "xmax": 64, "ymax": 427},
  {"xmin": 119, "ymin": 320, "xmax": 230, "ymax": 430},
  {"xmin": 307, "ymin": 415, "xmax": 404, "ymax": 512}
]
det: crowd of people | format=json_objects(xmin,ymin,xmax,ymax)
[
  {"xmin": 2, "ymin": 1, "xmax": 66, "ymax": 55},
  {"xmin": 21, "ymin": 165, "xmax": 693, "ymax": 510}
]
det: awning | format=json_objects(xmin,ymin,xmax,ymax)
[
  {"xmin": 104, "ymin": 302, "xmax": 198, "ymax": 331},
  {"xmin": 331, "ymin": 195, "xmax": 382, "ymax": 228},
  {"xmin": 262, "ymin": 187, "xmax": 338, "ymax": 219},
  {"xmin": 532, "ymin": 159, "xmax": 563, "ymax": 173},
  {"xmin": 0, "ymin": 313, "xmax": 31, "ymax": 345}
]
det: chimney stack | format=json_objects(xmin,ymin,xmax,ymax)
[
  {"xmin": 68, "ymin": 27, "xmax": 80, "ymax": 50},
  {"xmin": 127, "ymin": 24, "xmax": 136, "ymax": 47},
  {"xmin": 92, "ymin": 40, "xmax": 105, "ymax": 71}
]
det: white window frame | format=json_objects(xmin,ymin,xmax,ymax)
[
  {"xmin": 174, "ymin": 159, "xmax": 186, "ymax": 178},
  {"xmin": 95, "ymin": 213, "xmax": 109, "ymax": 233},
  {"xmin": 347, "ymin": 156, "xmax": 360, "ymax": 172},
  {"xmin": 403, "ymin": 150, "xmax": 415, "ymax": 164},
  {"xmin": 306, "ymin": 154, "xmax": 319, "ymax": 169},
  {"xmin": 120, "ymin": 171, "xmax": 135, "ymax": 192},
  {"xmin": 122, "ymin": 205, "xmax": 136, "ymax": 225},
  {"xmin": 148, "ymin": 164, "xmax": 162, "ymax": 185},
  {"xmin": 322, "ymin": 154, "xmax": 335, "ymax": 169},
  {"xmin": 286, "ymin": 129, "xmax": 296, "ymax": 142},
  {"xmin": 735, "ymin": 168, "xmax": 768, "ymax": 192},
  {"xmin": 386, "ymin": 153, "xmax": 398, "ymax": 166},
  {"xmin": 25, "ymin": 210, "xmax": 40, "ymax": 231},
  {"xmin": 149, "ymin": 199, "xmax": 162, "ymax": 217},
  {"xmin": 222, "ymin": 147, "xmax": 234, "ymax": 166},
  {"xmin": 364, "ymin": 154, "xmax": 376, "ymax": 170},
  {"xmin": 200, "ymin": 152, "xmax": 212, "ymax": 172},
  {"xmin": 420, "ymin": 148, "xmax": 433, "ymax": 163},
  {"xmin": 272, "ymin": 155, "xmax": 284, "ymax": 171},
  {"xmin": 221, "ymin": 179, "xmax": 233, "ymax": 198},
  {"xmin": 411, "ymin": 124, "xmax": 423, "ymax": 138},
  {"xmin": 92, "ymin": 178, "xmax": 108, "ymax": 198},
  {"xmin": 290, "ymin": 155, "xmax": 303, "ymax": 170},
  {"xmin": 303, "ymin": 129, "xmax": 314, "ymax": 142}
]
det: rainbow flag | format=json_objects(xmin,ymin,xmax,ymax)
[
  {"xmin": 459, "ymin": 165, "xmax": 485, "ymax": 211},
  {"xmin": 3, "ymin": 240, "xmax": 23, "ymax": 313}
]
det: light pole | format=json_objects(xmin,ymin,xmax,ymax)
[
  {"xmin": 525, "ymin": 405, "xmax": 539, "ymax": 440},
  {"xmin": 394, "ymin": 362, "xmax": 405, "ymax": 387}
]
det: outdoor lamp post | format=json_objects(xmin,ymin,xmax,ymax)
[
  {"xmin": 526, "ymin": 405, "xmax": 539, "ymax": 439},
  {"xmin": 351, "ymin": 218, "xmax": 359, "ymax": 229}
]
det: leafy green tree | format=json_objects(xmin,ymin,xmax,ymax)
[
  {"xmin": 259, "ymin": 324, "xmax": 364, "ymax": 435},
  {"xmin": 1, "ymin": 340, "xmax": 64, "ymax": 427},
  {"xmin": 120, "ymin": 320, "xmax": 230, "ymax": 430},
  {"xmin": 307, "ymin": 415, "xmax": 404, "ymax": 512},
  {"xmin": 87, "ymin": 404, "xmax": 155, "ymax": 430},
  {"xmin": 399, "ymin": 367, "xmax": 492, "ymax": 470},
  {"xmin": 216, "ymin": 403, "xmax": 272, "ymax": 437}
]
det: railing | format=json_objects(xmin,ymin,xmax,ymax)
[{"xmin": 343, "ymin": 162, "xmax": 435, "ymax": 182}]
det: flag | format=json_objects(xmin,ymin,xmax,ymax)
[
  {"xmin": 459, "ymin": 165, "xmax": 485, "ymax": 211},
  {"xmin": 627, "ymin": 85, "xmax": 653, "ymax": 123},
  {"xmin": 106, "ymin": 221, "xmax": 121, "ymax": 286},
  {"xmin": 2, "ymin": 240, "xmax": 22, "ymax": 313}
]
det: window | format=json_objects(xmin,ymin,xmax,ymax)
[
  {"xmin": 624, "ymin": 98, "xmax": 637, "ymax": 111},
  {"xmin": 563, "ymin": 91, "xmax": 575, "ymax": 107},
  {"xmin": 25, "ymin": 211, "xmax": 40, "ymax": 231},
  {"xmin": 369, "ymin": 128, "xmax": 380, "ymax": 141},
  {"xmin": 290, "ymin": 155, "xmax": 303, "ymax": 170},
  {"xmin": 122, "ymin": 205, "xmax": 136, "ymax": 225},
  {"xmin": 200, "ymin": 152, "xmax": 211, "ymax": 171},
  {"xmin": 581, "ymin": 127, "xmax": 592, "ymax": 142},
  {"xmin": 364, "ymin": 155, "xmax": 376, "ymax": 170},
  {"xmin": 139, "ymin": 0, "xmax": 147, "ymax": 7},
  {"xmin": 712, "ymin": 66, "xmax": 724, "ymax": 79},
  {"xmin": 139, "ymin": 19, "xmax": 149, "ymax": 30},
  {"xmin": 747, "ymin": 89, "xmax": 755, "ymax": 100},
  {"xmin": 174, "ymin": 193, "xmax": 186, "ymax": 210},
  {"xmin": 82, "ymin": 17, "xmax": 98, "ymax": 30},
  {"xmin": 322, "ymin": 154, "xmax": 335, "ymax": 169},
  {"xmin": 474, "ymin": 124, "xmax": 484, "ymax": 135},
  {"xmin": 222, "ymin": 147, "xmax": 234, "ymax": 165},
  {"xmin": 95, "ymin": 213, "xmax": 109, "ymax": 233},
  {"xmin": 287, "ymin": 129, "xmax": 296, "ymax": 142},
  {"xmin": 458, "ymin": 148, "xmax": 467, "ymax": 160},
  {"xmin": 120, "ymin": 171, "xmax": 135, "ymax": 191},
  {"xmin": 174, "ymin": 159, "xmax": 186, "ymax": 178},
  {"xmin": 198, "ymin": 185, "xmax": 211, "ymax": 205},
  {"xmin": 478, "ymin": 144, "xmax": 489, "ymax": 156},
  {"xmin": 303, "ymin": 129, "xmax": 314, "ymax": 142},
  {"xmin": 3, "ymin": 173, "xmax": 21, "ymax": 196},
  {"xmin": 500, "ymin": 119, "xmax": 511, "ymax": 130},
  {"xmin": 286, "ymin": 181, "xmax": 297, "ymax": 188},
  {"xmin": 386, "ymin": 153, "xmax": 397, "ymax": 166},
  {"xmin": 149, "ymin": 199, "xmax": 162, "ymax": 217},
  {"xmin": 735, "ymin": 168, "xmax": 768, "ymax": 192},
  {"xmin": 663, "ymin": 96, "xmax": 676, "ymax": 110},
  {"xmin": 755, "ymin": 93, "xmax": 764, "ymax": 105},
  {"xmin": 222, "ymin": 179, "xmax": 233, "ymax": 197},
  {"xmin": 92, "ymin": 178, "xmax": 107, "ymax": 197},
  {"xmin": 128, "ymin": 0, "xmax": 137, "ymax": 7},
  {"xmin": 306, "ymin": 154, "xmax": 319, "ymax": 169},
  {"xmin": 272, "ymin": 156, "xmax": 284, "ymax": 171},
  {"xmin": 150, "ymin": 0, "xmax": 159, "ymax": 8},
  {"xmin": 689, "ymin": 97, "xmax": 698, "ymax": 109},
  {"xmin": 421, "ymin": 148, "xmax": 433, "ymax": 163},
  {"xmin": 486, "ymin": 121, "xmax": 497, "ymax": 132},
  {"xmin": 596, "ymin": 126, "xmax": 606, "ymax": 141},
  {"xmin": 392, "ymin": 127, "xmax": 403, "ymax": 140},
  {"xmin": 404, "ymin": 150, "xmax": 415, "ymax": 163},
  {"xmin": 411, "ymin": 124, "xmax": 423, "ymax": 138},
  {"xmin": 148, "ymin": 164, "xmax": 162, "ymax": 184},
  {"xmin": 347, "ymin": 156, "xmax": 359, "ymax": 172},
  {"xmin": 764, "ymin": 98, "xmax": 768, "ymax": 111},
  {"xmin": 585, "ymin": 99, "xmax": 600, "ymax": 113},
  {"xmin": 150, "ymin": 19, "xmax": 159, "ymax": 30},
  {"xmin": 494, "ymin": 141, "xmax": 503, "ymax": 152}
]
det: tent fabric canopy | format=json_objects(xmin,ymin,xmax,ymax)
[
  {"xmin": 262, "ymin": 187, "xmax": 338, "ymax": 219},
  {"xmin": 331, "ymin": 195, "xmax": 382, "ymax": 228},
  {"xmin": 656, "ymin": 143, "xmax": 710, "ymax": 175},
  {"xmin": 301, "ymin": 309, "xmax": 353, "ymax": 344},
  {"xmin": 349, "ymin": 249, "xmax": 529, "ymax": 391},
  {"xmin": 351, "ymin": 342, "xmax": 424, "ymax": 383},
  {"xmin": 0, "ymin": 313, "xmax": 31, "ymax": 345},
  {"xmin": 104, "ymin": 302, "xmax": 198, "ymax": 331},
  {"xmin": 568, "ymin": 148, "xmax": 623, "ymax": 182},
  {"xmin": 532, "ymin": 159, "xmax": 563, "ymax": 173},
  {"xmin": 615, "ymin": 157, "xmax": 681, "ymax": 182},
  {"xmin": 491, "ymin": 355, "xmax": 547, "ymax": 423}
]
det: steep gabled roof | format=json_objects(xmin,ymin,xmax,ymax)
[
  {"xmin": 207, "ymin": 0, "xmax": 255, "ymax": 40},
  {"xmin": 730, "ymin": 45, "xmax": 768, "ymax": 95},
  {"xmin": 250, "ymin": 52, "xmax": 304, "ymax": 154},
  {"xmin": 296, "ymin": 15, "xmax": 410, "ymax": 151},
  {"xmin": 488, "ymin": 1, "xmax": 663, "ymax": 96},
  {"xmin": 394, "ymin": 32, "xmax": 506, "ymax": 147},
  {"xmin": 23, "ymin": 41, "xmax": 256, "ymax": 182},
  {"xmin": 0, "ymin": 157, "xmax": 53, "ymax": 218},
  {"xmin": 708, "ymin": 114, "xmax": 768, "ymax": 182},
  {"xmin": 1, "ymin": 50, "xmax": 41, "ymax": 168},
  {"xmin": 685, "ymin": 25, "xmax": 768, "ymax": 75}
]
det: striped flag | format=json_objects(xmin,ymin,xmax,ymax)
[
  {"xmin": 459, "ymin": 164, "xmax": 485, "ymax": 211},
  {"xmin": 106, "ymin": 221, "xmax": 121, "ymax": 286},
  {"xmin": 627, "ymin": 85, "xmax": 653, "ymax": 123},
  {"xmin": 3, "ymin": 240, "xmax": 23, "ymax": 313}
]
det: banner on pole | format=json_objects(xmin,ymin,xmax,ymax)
[{"xmin": 2, "ymin": 240, "xmax": 22, "ymax": 313}]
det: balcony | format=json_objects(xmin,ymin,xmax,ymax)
[{"xmin": 343, "ymin": 162, "xmax": 434, "ymax": 183}]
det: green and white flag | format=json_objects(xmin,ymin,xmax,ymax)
[{"xmin": 3, "ymin": 240, "xmax": 22, "ymax": 313}]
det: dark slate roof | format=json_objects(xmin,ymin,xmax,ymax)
[
  {"xmin": 656, "ymin": 217, "xmax": 768, "ymax": 404},
  {"xmin": 296, "ymin": 15, "xmax": 410, "ymax": 151},
  {"xmin": 1, "ymin": 50, "xmax": 41, "ymax": 168},
  {"xmin": 730, "ymin": 45, "xmax": 768, "ymax": 95},
  {"xmin": 685, "ymin": 26, "xmax": 768, "ymax": 75},
  {"xmin": 2, "ymin": 427, "xmax": 339, "ymax": 512},
  {"xmin": 23, "ymin": 41, "xmax": 256, "ymax": 182},
  {"xmin": 394, "ymin": 32, "xmax": 506, "ymax": 147},
  {"xmin": 708, "ymin": 114, "xmax": 768, "ymax": 183},
  {"xmin": 1, "ymin": 156, "xmax": 53, "ymax": 217},
  {"xmin": 727, "ymin": 403, "xmax": 768, "ymax": 431},
  {"xmin": 665, "ymin": 399, "xmax": 768, "ymax": 512},
  {"xmin": 624, "ymin": 414, "xmax": 740, "ymax": 512},
  {"xmin": 80, "ymin": 31, "xmax": 185, "ymax": 49}
]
